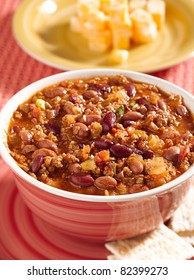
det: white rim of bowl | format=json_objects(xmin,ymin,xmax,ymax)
[{"xmin": 0, "ymin": 68, "xmax": 194, "ymax": 202}]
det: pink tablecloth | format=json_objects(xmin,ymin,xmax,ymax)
[{"xmin": 0, "ymin": 0, "xmax": 194, "ymax": 109}]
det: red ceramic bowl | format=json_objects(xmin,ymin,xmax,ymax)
[{"xmin": 0, "ymin": 69, "xmax": 193, "ymax": 243}]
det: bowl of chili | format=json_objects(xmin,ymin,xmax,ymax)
[{"xmin": 0, "ymin": 69, "xmax": 194, "ymax": 245}]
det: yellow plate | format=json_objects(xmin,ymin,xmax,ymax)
[{"xmin": 12, "ymin": 0, "xmax": 194, "ymax": 72}]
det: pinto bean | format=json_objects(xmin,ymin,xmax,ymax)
[
  {"xmin": 32, "ymin": 148, "xmax": 57, "ymax": 158},
  {"xmin": 128, "ymin": 160, "xmax": 144, "ymax": 174},
  {"xmin": 94, "ymin": 176, "xmax": 117, "ymax": 190},
  {"xmin": 31, "ymin": 155, "xmax": 44, "ymax": 173},
  {"xmin": 44, "ymin": 86, "xmax": 66, "ymax": 98},
  {"xmin": 158, "ymin": 99, "xmax": 167, "ymax": 111},
  {"xmin": 123, "ymin": 111, "xmax": 143, "ymax": 121},
  {"xmin": 69, "ymin": 173, "xmax": 94, "ymax": 187},
  {"xmin": 161, "ymin": 128, "xmax": 179, "ymax": 139},
  {"xmin": 165, "ymin": 146, "xmax": 180, "ymax": 161},
  {"xmin": 123, "ymin": 120, "xmax": 136, "ymax": 128},
  {"xmin": 20, "ymin": 130, "xmax": 32, "ymax": 144},
  {"xmin": 84, "ymin": 115, "xmax": 102, "ymax": 125},
  {"xmin": 37, "ymin": 139, "xmax": 58, "ymax": 152},
  {"xmin": 64, "ymin": 101, "xmax": 81, "ymax": 115},
  {"xmin": 176, "ymin": 105, "xmax": 188, "ymax": 116},
  {"xmin": 68, "ymin": 163, "xmax": 81, "ymax": 174},
  {"xmin": 73, "ymin": 122, "xmax": 89, "ymax": 139},
  {"xmin": 177, "ymin": 145, "xmax": 190, "ymax": 163},
  {"xmin": 22, "ymin": 145, "xmax": 36, "ymax": 154},
  {"xmin": 83, "ymin": 90, "xmax": 98, "ymax": 100}
]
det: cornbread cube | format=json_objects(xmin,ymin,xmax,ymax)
[
  {"xmin": 110, "ymin": 0, "xmax": 130, "ymax": 25},
  {"xmin": 100, "ymin": 0, "xmax": 112, "ymax": 15},
  {"xmin": 70, "ymin": 0, "xmax": 166, "ymax": 59},
  {"xmin": 130, "ymin": 8, "xmax": 157, "ymax": 43},
  {"xmin": 147, "ymin": 0, "xmax": 166, "ymax": 29},
  {"xmin": 82, "ymin": 11, "xmax": 109, "ymax": 32},
  {"xmin": 70, "ymin": 16, "xmax": 83, "ymax": 33},
  {"xmin": 112, "ymin": 27, "xmax": 132, "ymax": 49},
  {"xmin": 87, "ymin": 30, "xmax": 112, "ymax": 52},
  {"xmin": 77, "ymin": 0, "xmax": 100, "ymax": 20},
  {"xmin": 128, "ymin": 0, "xmax": 147, "ymax": 12},
  {"xmin": 108, "ymin": 49, "xmax": 129, "ymax": 65}
]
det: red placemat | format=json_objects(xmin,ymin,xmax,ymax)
[{"xmin": 0, "ymin": 0, "xmax": 194, "ymax": 110}]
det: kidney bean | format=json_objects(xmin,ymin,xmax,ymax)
[
  {"xmin": 44, "ymin": 86, "xmax": 66, "ymax": 98},
  {"xmin": 94, "ymin": 138, "xmax": 114, "ymax": 150},
  {"xmin": 165, "ymin": 146, "xmax": 180, "ymax": 161},
  {"xmin": 73, "ymin": 122, "xmax": 89, "ymax": 139},
  {"xmin": 83, "ymin": 90, "xmax": 98, "ymax": 100},
  {"xmin": 31, "ymin": 155, "xmax": 44, "ymax": 173},
  {"xmin": 12, "ymin": 125, "xmax": 22, "ymax": 133},
  {"xmin": 124, "ymin": 82, "xmax": 136, "ymax": 97},
  {"xmin": 110, "ymin": 144, "xmax": 132, "ymax": 158},
  {"xmin": 123, "ymin": 111, "xmax": 143, "ymax": 121},
  {"xmin": 102, "ymin": 112, "xmax": 116, "ymax": 133},
  {"xmin": 132, "ymin": 147, "xmax": 143, "ymax": 156},
  {"xmin": 137, "ymin": 98, "xmax": 147, "ymax": 106},
  {"xmin": 88, "ymin": 83, "xmax": 111, "ymax": 94},
  {"xmin": 137, "ymin": 98, "xmax": 157, "ymax": 111},
  {"xmin": 68, "ymin": 94, "xmax": 77, "ymax": 104},
  {"xmin": 142, "ymin": 150, "xmax": 154, "ymax": 159},
  {"xmin": 32, "ymin": 148, "xmax": 56, "ymax": 158},
  {"xmin": 94, "ymin": 176, "xmax": 117, "ymax": 190},
  {"xmin": 68, "ymin": 163, "xmax": 82, "ymax": 174},
  {"xmin": 128, "ymin": 160, "xmax": 144, "ymax": 174},
  {"xmin": 69, "ymin": 173, "xmax": 94, "ymax": 187},
  {"xmin": 37, "ymin": 139, "xmax": 58, "ymax": 152},
  {"xmin": 20, "ymin": 130, "xmax": 32, "ymax": 144},
  {"xmin": 158, "ymin": 99, "xmax": 167, "ymax": 111},
  {"xmin": 44, "ymin": 122, "xmax": 61, "ymax": 135},
  {"xmin": 176, "ymin": 105, "xmax": 188, "ymax": 116}
]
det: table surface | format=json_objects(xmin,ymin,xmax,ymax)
[{"xmin": 0, "ymin": 0, "xmax": 194, "ymax": 110}]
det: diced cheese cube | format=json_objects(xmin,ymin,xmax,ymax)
[
  {"xmin": 130, "ymin": 8, "xmax": 158, "ymax": 43},
  {"xmin": 108, "ymin": 49, "xmax": 129, "ymax": 64},
  {"xmin": 147, "ymin": 0, "xmax": 166, "ymax": 29},
  {"xmin": 128, "ymin": 0, "xmax": 147, "ymax": 12}
]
